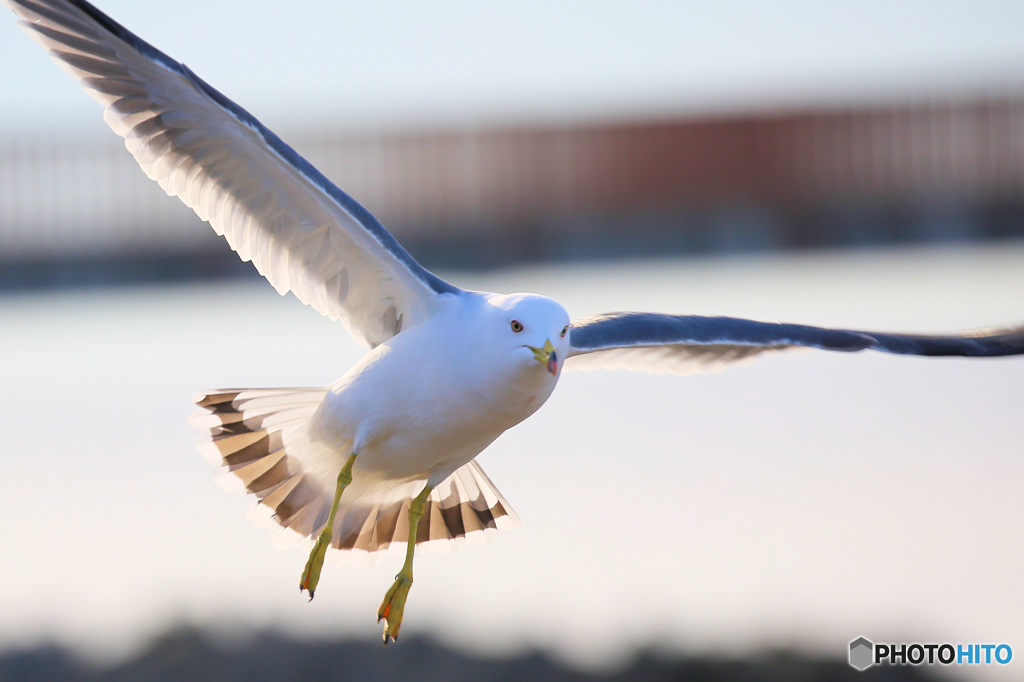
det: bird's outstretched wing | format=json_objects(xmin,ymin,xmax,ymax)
[
  {"xmin": 4, "ymin": 0, "xmax": 461, "ymax": 348},
  {"xmin": 566, "ymin": 312, "xmax": 1024, "ymax": 375}
]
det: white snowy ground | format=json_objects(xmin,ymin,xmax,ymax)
[{"xmin": 1, "ymin": 242, "xmax": 1022, "ymax": 679}]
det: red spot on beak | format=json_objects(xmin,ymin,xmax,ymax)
[{"xmin": 547, "ymin": 351, "xmax": 558, "ymax": 376}]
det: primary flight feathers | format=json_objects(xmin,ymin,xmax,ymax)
[
  {"xmin": 5, "ymin": 0, "xmax": 457, "ymax": 349},
  {"xmin": 567, "ymin": 312, "xmax": 1024, "ymax": 374}
]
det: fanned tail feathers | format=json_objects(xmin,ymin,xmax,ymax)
[{"xmin": 190, "ymin": 389, "xmax": 519, "ymax": 564}]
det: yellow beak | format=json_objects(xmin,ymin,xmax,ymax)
[{"xmin": 528, "ymin": 339, "xmax": 558, "ymax": 375}]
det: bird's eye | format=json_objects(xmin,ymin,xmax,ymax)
[
  {"xmin": 560, "ymin": 325, "xmax": 568, "ymax": 338},
  {"xmin": 511, "ymin": 320, "xmax": 523, "ymax": 333}
]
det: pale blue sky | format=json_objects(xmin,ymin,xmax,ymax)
[
  {"xmin": 2, "ymin": 0, "xmax": 1024, "ymax": 134},
  {"xmin": 2, "ymin": 2, "xmax": 1024, "ymax": 669}
]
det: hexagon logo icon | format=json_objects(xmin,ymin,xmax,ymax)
[{"xmin": 849, "ymin": 637, "xmax": 875, "ymax": 671}]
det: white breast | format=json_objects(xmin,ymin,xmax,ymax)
[{"xmin": 307, "ymin": 294, "xmax": 560, "ymax": 484}]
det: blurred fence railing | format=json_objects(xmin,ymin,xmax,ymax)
[{"xmin": 2, "ymin": 94, "xmax": 1024, "ymax": 268}]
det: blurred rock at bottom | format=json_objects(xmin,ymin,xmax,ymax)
[{"xmin": 0, "ymin": 627, "xmax": 953, "ymax": 682}]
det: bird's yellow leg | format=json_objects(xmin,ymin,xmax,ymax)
[
  {"xmin": 377, "ymin": 483, "xmax": 433, "ymax": 645},
  {"xmin": 299, "ymin": 452, "xmax": 357, "ymax": 599}
]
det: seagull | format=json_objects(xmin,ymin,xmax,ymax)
[{"xmin": 6, "ymin": 0, "xmax": 1023, "ymax": 644}]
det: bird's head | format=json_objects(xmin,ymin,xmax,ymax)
[{"xmin": 487, "ymin": 293, "xmax": 570, "ymax": 378}]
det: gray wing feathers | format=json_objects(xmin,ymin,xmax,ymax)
[
  {"xmin": 566, "ymin": 312, "xmax": 1024, "ymax": 375},
  {"xmin": 5, "ymin": 0, "xmax": 458, "ymax": 348}
]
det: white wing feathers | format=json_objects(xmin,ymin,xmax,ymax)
[
  {"xmin": 5, "ymin": 0, "xmax": 459, "ymax": 348},
  {"xmin": 565, "ymin": 342, "xmax": 783, "ymax": 375}
]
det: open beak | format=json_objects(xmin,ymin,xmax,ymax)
[{"xmin": 528, "ymin": 339, "xmax": 559, "ymax": 376}]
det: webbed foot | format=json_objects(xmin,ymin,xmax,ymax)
[
  {"xmin": 299, "ymin": 531, "xmax": 331, "ymax": 599},
  {"xmin": 377, "ymin": 572, "xmax": 413, "ymax": 644}
]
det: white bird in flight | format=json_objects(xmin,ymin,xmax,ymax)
[{"xmin": 6, "ymin": 0, "xmax": 1023, "ymax": 644}]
